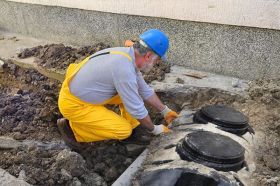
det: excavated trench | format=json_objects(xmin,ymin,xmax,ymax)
[
  {"xmin": 0, "ymin": 43, "xmax": 280, "ymax": 186},
  {"xmin": 132, "ymin": 81, "xmax": 280, "ymax": 186}
]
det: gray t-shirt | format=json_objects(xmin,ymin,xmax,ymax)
[{"xmin": 69, "ymin": 47, "xmax": 154, "ymax": 119}]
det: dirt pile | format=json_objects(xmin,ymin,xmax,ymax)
[
  {"xmin": 18, "ymin": 43, "xmax": 171, "ymax": 83},
  {"xmin": 0, "ymin": 63, "xmax": 61, "ymax": 141},
  {"xmin": 18, "ymin": 43, "xmax": 110, "ymax": 70},
  {"xmin": 248, "ymin": 79, "xmax": 280, "ymax": 106},
  {"xmin": 237, "ymin": 79, "xmax": 280, "ymax": 185},
  {"xmin": 79, "ymin": 141, "xmax": 136, "ymax": 184},
  {"xmin": 143, "ymin": 62, "xmax": 170, "ymax": 83}
]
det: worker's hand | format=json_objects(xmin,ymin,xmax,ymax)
[
  {"xmin": 151, "ymin": 124, "xmax": 169, "ymax": 135},
  {"xmin": 161, "ymin": 105, "xmax": 179, "ymax": 125}
]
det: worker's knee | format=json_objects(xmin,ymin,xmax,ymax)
[{"xmin": 116, "ymin": 126, "xmax": 133, "ymax": 140}]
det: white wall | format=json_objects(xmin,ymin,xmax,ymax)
[{"xmin": 7, "ymin": 0, "xmax": 280, "ymax": 30}]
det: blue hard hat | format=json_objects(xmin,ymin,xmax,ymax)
[{"xmin": 139, "ymin": 29, "xmax": 169, "ymax": 62}]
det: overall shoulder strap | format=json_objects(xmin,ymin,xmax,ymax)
[{"xmin": 89, "ymin": 51, "xmax": 132, "ymax": 62}]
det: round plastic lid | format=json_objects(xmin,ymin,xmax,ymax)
[
  {"xmin": 176, "ymin": 131, "xmax": 245, "ymax": 171},
  {"xmin": 185, "ymin": 131, "xmax": 244, "ymax": 161},
  {"xmin": 201, "ymin": 105, "xmax": 248, "ymax": 126}
]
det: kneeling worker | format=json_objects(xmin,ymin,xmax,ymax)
[{"xmin": 57, "ymin": 29, "xmax": 178, "ymax": 148}]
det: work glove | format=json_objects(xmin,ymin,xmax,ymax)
[
  {"xmin": 161, "ymin": 105, "xmax": 179, "ymax": 125},
  {"xmin": 125, "ymin": 40, "xmax": 134, "ymax": 47},
  {"xmin": 151, "ymin": 124, "xmax": 169, "ymax": 135}
]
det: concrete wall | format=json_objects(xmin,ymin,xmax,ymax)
[
  {"xmin": 7, "ymin": 0, "xmax": 280, "ymax": 30},
  {"xmin": 0, "ymin": 0, "xmax": 280, "ymax": 80}
]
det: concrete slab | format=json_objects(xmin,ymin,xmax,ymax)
[
  {"xmin": 0, "ymin": 31, "xmax": 49, "ymax": 60},
  {"xmin": 0, "ymin": 31, "xmax": 65, "ymax": 82},
  {"xmin": 112, "ymin": 149, "xmax": 148, "ymax": 186},
  {"xmin": 151, "ymin": 65, "xmax": 249, "ymax": 96}
]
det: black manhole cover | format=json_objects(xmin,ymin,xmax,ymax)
[
  {"xmin": 193, "ymin": 105, "xmax": 254, "ymax": 135},
  {"xmin": 176, "ymin": 131, "xmax": 245, "ymax": 171}
]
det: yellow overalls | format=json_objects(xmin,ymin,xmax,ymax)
[{"xmin": 58, "ymin": 51, "xmax": 140, "ymax": 142}]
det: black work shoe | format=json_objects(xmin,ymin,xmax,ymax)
[
  {"xmin": 121, "ymin": 126, "xmax": 151, "ymax": 145},
  {"xmin": 57, "ymin": 118, "xmax": 82, "ymax": 150}
]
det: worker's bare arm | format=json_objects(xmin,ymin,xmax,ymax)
[{"xmin": 144, "ymin": 92, "xmax": 165, "ymax": 112}]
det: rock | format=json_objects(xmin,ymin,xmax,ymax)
[
  {"xmin": 81, "ymin": 172, "xmax": 107, "ymax": 186},
  {"xmin": 94, "ymin": 162, "xmax": 107, "ymax": 173},
  {"xmin": 0, "ymin": 59, "xmax": 4, "ymax": 73},
  {"xmin": 105, "ymin": 166, "xmax": 118, "ymax": 182},
  {"xmin": 60, "ymin": 168, "xmax": 72, "ymax": 181},
  {"xmin": 266, "ymin": 176, "xmax": 279, "ymax": 185},
  {"xmin": 172, "ymin": 109, "xmax": 194, "ymax": 127},
  {"xmin": 39, "ymin": 107, "xmax": 54, "ymax": 121},
  {"xmin": 44, "ymin": 96, "xmax": 54, "ymax": 102},
  {"xmin": 18, "ymin": 170, "xmax": 27, "ymax": 181},
  {"xmin": 125, "ymin": 144, "xmax": 146, "ymax": 157},
  {"xmin": 272, "ymin": 91, "xmax": 280, "ymax": 99},
  {"xmin": 0, "ymin": 168, "xmax": 31, "ymax": 186},
  {"xmin": 69, "ymin": 177, "xmax": 82, "ymax": 186},
  {"xmin": 16, "ymin": 89, "xmax": 23, "ymax": 95},
  {"xmin": 0, "ymin": 136, "xmax": 23, "ymax": 149},
  {"xmin": 54, "ymin": 149, "xmax": 86, "ymax": 177},
  {"xmin": 176, "ymin": 78, "xmax": 184, "ymax": 84},
  {"xmin": 263, "ymin": 155, "xmax": 280, "ymax": 170},
  {"xmin": 124, "ymin": 158, "xmax": 133, "ymax": 166},
  {"xmin": 13, "ymin": 122, "xmax": 27, "ymax": 132},
  {"xmin": 13, "ymin": 132, "xmax": 27, "ymax": 140}
]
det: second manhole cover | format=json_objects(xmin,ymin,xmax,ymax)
[
  {"xmin": 176, "ymin": 131, "xmax": 245, "ymax": 171},
  {"xmin": 193, "ymin": 105, "xmax": 253, "ymax": 135}
]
